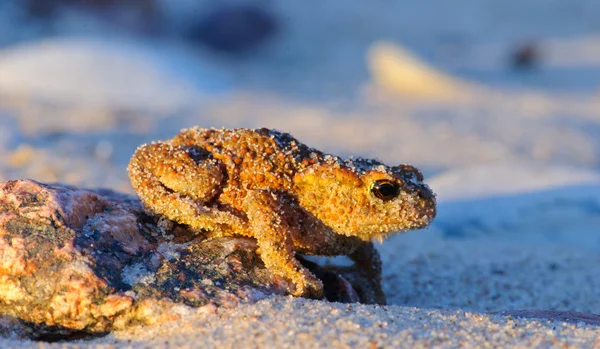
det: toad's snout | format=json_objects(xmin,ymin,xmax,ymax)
[{"xmin": 412, "ymin": 183, "xmax": 437, "ymax": 222}]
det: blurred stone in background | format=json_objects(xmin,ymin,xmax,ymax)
[
  {"xmin": 511, "ymin": 40, "xmax": 541, "ymax": 69},
  {"xmin": 367, "ymin": 41, "xmax": 471, "ymax": 100},
  {"xmin": 24, "ymin": 0, "xmax": 159, "ymax": 35},
  {"xmin": 23, "ymin": 0, "xmax": 279, "ymax": 55},
  {"xmin": 185, "ymin": 4, "xmax": 278, "ymax": 54}
]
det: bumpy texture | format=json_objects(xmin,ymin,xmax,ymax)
[{"xmin": 128, "ymin": 127, "xmax": 436, "ymax": 299}]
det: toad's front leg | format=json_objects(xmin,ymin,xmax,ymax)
[
  {"xmin": 347, "ymin": 242, "xmax": 386, "ymax": 304},
  {"xmin": 243, "ymin": 190, "xmax": 324, "ymax": 298}
]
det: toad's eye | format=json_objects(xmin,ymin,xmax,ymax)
[{"xmin": 371, "ymin": 180, "xmax": 401, "ymax": 201}]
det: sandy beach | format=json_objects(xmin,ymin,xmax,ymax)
[{"xmin": 1, "ymin": 0, "xmax": 600, "ymax": 347}]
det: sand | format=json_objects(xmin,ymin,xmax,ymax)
[{"xmin": 0, "ymin": 0, "xmax": 600, "ymax": 347}]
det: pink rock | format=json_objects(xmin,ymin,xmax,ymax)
[{"xmin": 0, "ymin": 180, "xmax": 373, "ymax": 340}]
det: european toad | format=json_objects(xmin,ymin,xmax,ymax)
[{"xmin": 128, "ymin": 127, "xmax": 436, "ymax": 299}]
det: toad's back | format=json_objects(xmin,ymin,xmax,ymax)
[{"xmin": 169, "ymin": 127, "xmax": 323, "ymax": 204}]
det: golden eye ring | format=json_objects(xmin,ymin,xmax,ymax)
[{"xmin": 371, "ymin": 180, "xmax": 400, "ymax": 201}]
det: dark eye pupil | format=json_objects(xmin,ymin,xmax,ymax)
[{"xmin": 372, "ymin": 180, "xmax": 400, "ymax": 200}]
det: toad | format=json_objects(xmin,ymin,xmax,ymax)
[{"xmin": 128, "ymin": 127, "xmax": 436, "ymax": 299}]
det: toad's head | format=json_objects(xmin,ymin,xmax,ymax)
[{"xmin": 294, "ymin": 157, "xmax": 436, "ymax": 241}]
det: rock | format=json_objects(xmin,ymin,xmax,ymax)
[
  {"xmin": 0, "ymin": 38, "xmax": 231, "ymax": 113},
  {"xmin": 492, "ymin": 310, "xmax": 600, "ymax": 326},
  {"xmin": 24, "ymin": 0, "xmax": 157, "ymax": 19},
  {"xmin": 186, "ymin": 5, "xmax": 278, "ymax": 54},
  {"xmin": 367, "ymin": 41, "xmax": 470, "ymax": 100},
  {"xmin": 24, "ymin": 0, "xmax": 159, "ymax": 35},
  {"xmin": 511, "ymin": 41, "xmax": 540, "ymax": 69},
  {"xmin": 26, "ymin": 0, "xmax": 124, "ymax": 16},
  {"xmin": 0, "ymin": 179, "xmax": 379, "ymax": 340}
]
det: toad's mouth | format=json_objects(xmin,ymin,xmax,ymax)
[
  {"xmin": 357, "ymin": 218, "xmax": 433, "ymax": 230},
  {"xmin": 353, "ymin": 216, "xmax": 435, "ymax": 242},
  {"xmin": 357, "ymin": 203, "xmax": 437, "ymax": 229}
]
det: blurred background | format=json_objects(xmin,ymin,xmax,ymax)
[
  {"xmin": 1, "ymin": 0, "xmax": 600, "ymax": 313},
  {"xmin": 1, "ymin": 0, "xmax": 600, "ymax": 191}
]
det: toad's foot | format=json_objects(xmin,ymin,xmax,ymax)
[{"xmin": 348, "ymin": 242, "xmax": 386, "ymax": 304}]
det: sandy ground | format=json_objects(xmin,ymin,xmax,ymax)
[{"xmin": 1, "ymin": 0, "xmax": 600, "ymax": 347}]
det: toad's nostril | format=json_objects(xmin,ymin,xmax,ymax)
[
  {"xmin": 417, "ymin": 186, "xmax": 435, "ymax": 201},
  {"xmin": 410, "ymin": 167, "xmax": 424, "ymax": 182},
  {"xmin": 393, "ymin": 164, "xmax": 424, "ymax": 182},
  {"xmin": 415, "ymin": 171, "xmax": 424, "ymax": 182}
]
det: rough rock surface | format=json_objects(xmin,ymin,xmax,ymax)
[{"xmin": 0, "ymin": 179, "xmax": 376, "ymax": 340}]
